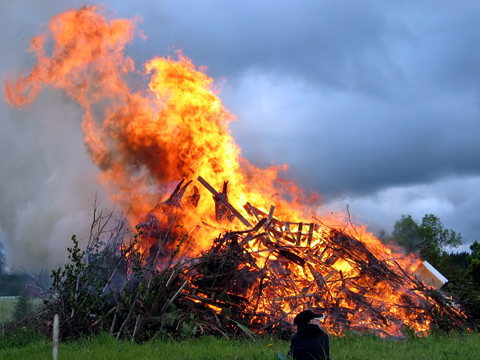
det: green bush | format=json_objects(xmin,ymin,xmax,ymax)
[{"xmin": 13, "ymin": 291, "xmax": 31, "ymax": 321}]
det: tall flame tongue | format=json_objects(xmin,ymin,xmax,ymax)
[
  {"xmin": 6, "ymin": 6, "xmax": 453, "ymax": 337},
  {"xmin": 5, "ymin": 5, "xmax": 318, "ymax": 249}
]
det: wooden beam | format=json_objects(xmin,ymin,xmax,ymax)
[
  {"xmin": 307, "ymin": 223, "xmax": 314, "ymax": 247},
  {"xmin": 197, "ymin": 176, "xmax": 252, "ymax": 227},
  {"xmin": 296, "ymin": 222, "xmax": 303, "ymax": 246}
]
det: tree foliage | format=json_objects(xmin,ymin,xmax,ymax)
[
  {"xmin": 376, "ymin": 229, "xmax": 391, "ymax": 245},
  {"xmin": 13, "ymin": 290, "xmax": 31, "ymax": 321},
  {"xmin": 391, "ymin": 214, "xmax": 480, "ymax": 327},
  {"xmin": 449, "ymin": 251, "xmax": 470, "ymax": 271},
  {"xmin": 444, "ymin": 242, "xmax": 480, "ymax": 328},
  {"xmin": 392, "ymin": 215, "xmax": 422, "ymax": 252},
  {"xmin": 391, "ymin": 214, "xmax": 462, "ymax": 268},
  {"xmin": 418, "ymin": 214, "xmax": 462, "ymax": 268},
  {"xmin": 467, "ymin": 241, "xmax": 480, "ymax": 286}
]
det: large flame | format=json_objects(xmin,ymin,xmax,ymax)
[
  {"xmin": 5, "ymin": 6, "xmax": 434, "ymax": 336},
  {"xmin": 5, "ymin": 5, "xmax": 323, "ymax": 250}
]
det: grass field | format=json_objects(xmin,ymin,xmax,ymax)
[
  {"xmin": 1, "ymin": 328, "xmax": 479, "ymax": 360},
  {"xmin": 0, "ymin": 297, "xmax": 43, "ymax": 325},
  {"xmin": 0, "ymin": 298, "xmax": 17, "ymax": 324}
]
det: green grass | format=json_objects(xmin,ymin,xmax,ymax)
[
  {"xmin": 1, "ymin": 330, "xmax": 480, "ymax": 360},
  {"xmin": 1, "ymin": 332, "xmax": 283, "ymax": 360},
  {"xmin": 331, "ymin": 332, "xmax": 480, "ymax": 359},
  {"xmin": 0, "ymin": 299, "xmax": 17, "ymax": 324},
  {"xmin": 0, "ymin": 297, "xmax": 42, "ymax": 325}
]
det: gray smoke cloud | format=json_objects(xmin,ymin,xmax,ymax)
[
  {"xmin": 0, "ymin": 0, "xmax": 113, "ymax": 271},
  {"xmin": 0, "ymin": 93, "xmax": 111, "ymax": 270}
]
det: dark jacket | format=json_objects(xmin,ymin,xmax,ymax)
[{"xmin": 288, "ymin": 323, "xmax": 331, "ymax": 360}]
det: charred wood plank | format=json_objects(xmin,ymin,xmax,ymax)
[
  {"xmin": 296, "ymin": 222, "xmax": 303, "ymax": 246},
  {"xmin": 247, "ymin": 204, "xmax": 285, "ymax": 230},
  {"xmin": 181, "ymin": 293, "xmax": 244, "ymax": 310},
  {"xmin": 239, "ymin": 232, "xmax": 268, "ymax": 247},
  {"xmin": 198, "ymin": 176, "xmax": 252, "ymax": 227},
  {"xmin": 307, "ymin": 263, "xmax": 326, "ymax": 290},
  {"xmin": 268, "ymin": 205, "xmax": 275, "ymax": 221},
  {"xmin": 244, "ymin": 202, "xmax": 260, "ymax": 221},
  {"xmin": 186, "ymin": 185, "xmax": 200, "ymax": 207},
  {"xmin": 159, "ymin": 179, "xmax": 193, "ymax": 208},
  {"xmin": 268, "ymin": 259, "xmax": 292, "ymax": 276},
  {"xmin": 214, "ymin": 181, "xmax": 235, "ymax": 222},
  {"xmin": 284, "ymin": 222, "xmax": 296, "ymax": 242},
  {"xmin": 277, "ymin": 249, "xmax": 306, "ymax": 266},
  {"xmin": 237, "ymin": 218, "xmax": 268, "ymax": 246},
  {"xmin": 307, "ymin": 223, "xmax": 314, "ymax": 247}
]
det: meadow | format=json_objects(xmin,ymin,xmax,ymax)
[
  {"xmin": 1, "ymin": 326, "xmax": 479, "ymax": 360},
  {"xmin": 0, "ymin": 298, "xmax": 17, "ymax": 324},
  {"xmin": 2, "ymin": 298, "xmax": 479, "ymax": 359}
]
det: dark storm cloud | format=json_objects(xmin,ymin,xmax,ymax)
[
  {"xmin": 299, "ymin": 97, "xmax": 480, "ymax": 197},
  {"xmin": 128, "ymin": 0, "xmax": 480, "ymax": 196},
  {"xmin": 136, "ymin": 0, "xmax": 408, "ymax": 94}
]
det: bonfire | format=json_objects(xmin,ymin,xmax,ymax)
[{"xmin": 4, "ymin": 6, "xmax": 467, "ymax": 340}]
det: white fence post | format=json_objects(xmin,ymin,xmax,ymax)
[{"xmin": 53, "ymin": 314, "xmax": 59, "ymax": 360}]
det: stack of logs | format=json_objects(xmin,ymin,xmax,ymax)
[{"xmin": 139, "ymin": 176, "xmax": 467, "ymax": 338}]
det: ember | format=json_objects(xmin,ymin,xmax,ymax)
[{"xmin": 4, "ymin": 6, "xmax": 468, "ymax": 340}]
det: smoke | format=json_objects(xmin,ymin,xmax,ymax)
[
  {"xmin": 0, "ymin": 90, "xmax": 113, "ymax": 271},
  {"xmin": 0, "ymin": 0, "xmax": 112, "ymax": 271}
]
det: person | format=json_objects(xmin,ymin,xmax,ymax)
[{"xmin": 287, "ymin": 310, "xmax": 331, "ymax": 360}]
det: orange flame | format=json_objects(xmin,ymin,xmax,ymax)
[{"xmin": 5, "ymin": 5, "xmax": 324, "ymax": 251}]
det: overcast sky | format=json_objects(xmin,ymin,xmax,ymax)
[{"xmin": 1, "ymin": 0, "xmax": 479, "ymax": 270}]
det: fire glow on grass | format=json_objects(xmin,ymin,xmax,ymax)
[{"xmin": 5, "ymin": 5, "xmax": 448, "ymax": 337}]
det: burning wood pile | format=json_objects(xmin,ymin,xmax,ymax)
[
  {"xmin": 103, "ymin": 176, "xmax": 466, "ymax": 340},
  {"xmin": 27, "ymin": 177, "xmax": 467, "ymax": 342}
]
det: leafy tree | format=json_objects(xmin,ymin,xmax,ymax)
[
  {"xmin": 449, "ymin": 251, "xmax": 470, "ymax": 272},
  {"xmin": 443, "ymin": 241, "xmax": 480, "ymax": 327},
  {"xmin": 13, "ymin": 290, "xmax": 31, "ymax": 320},
  {"xmin": 392, "ymin": 217, "xmax": 480, "ymax": 328},
  {"xmin": 418, "ymin": 214, "xmax": 462, "ymax": 268},
  {"xmin": 467, "ymin": 241, "xmax": 480, "ymax": 286},
  {"xmin": 392, "ymin": 215, "xmax": 422, "ymax": 252},
  {"xmin": 392, "ymin": 214, "xmax": 462, "ymax": 266},
  {"xmin": 470, "ymin": 241, "xmax": 480, "ymax": 258},
  {"xmin": 376, "ymin": 229, "xmax": 391, "ymax": 244}
]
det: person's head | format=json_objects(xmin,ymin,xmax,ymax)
[{"xmin": 293, "ymin": 310, "xmax": 325, "ymax": 326}]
